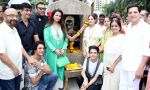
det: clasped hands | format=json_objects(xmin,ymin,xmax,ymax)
[
  {"xmin": 80, "ymin": 79, "xmax": 89, "ymax": 90},
  {"xmin": 54, "ymin": 49, "xmax": 65, "ymax": 56}
]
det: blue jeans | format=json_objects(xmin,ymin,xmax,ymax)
[
  {"xmin": 0, "ymin": 75, "xmax": 21, "ymax": 90},
  {"xmin": 38, "ymin": 73, "xmax": 58, "ymax": 90}
]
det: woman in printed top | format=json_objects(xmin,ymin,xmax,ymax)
[{"xmin": 82, "ymin": 14, "xmax": 103, "ymax": 58}]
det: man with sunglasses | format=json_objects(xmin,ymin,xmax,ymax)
[{"xmin": 31, "ymin": 2, "xmax": 48, "ymax": 41}]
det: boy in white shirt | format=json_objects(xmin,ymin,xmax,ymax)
[{"xmin": 77, "ymin": 45, "xmax": 103, "ymax": 90}]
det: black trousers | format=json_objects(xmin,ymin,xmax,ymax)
[
  {"xmin": 139, "ymin": 70, "xmax": 148, "ymax": 90},
  {"xmin": 76, "ymin": 76, "xmax": 102, "ymax": 90}
]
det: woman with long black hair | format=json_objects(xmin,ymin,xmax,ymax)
[{"xmin": 44, "ymin": 8, "xmax": 68, "ymax": 90}]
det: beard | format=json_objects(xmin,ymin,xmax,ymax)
[{"xmin": 9, "ymin": 20, "xmax": 17, "ymax": 27}]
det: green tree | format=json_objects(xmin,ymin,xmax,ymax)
[
  {"xmin": 103, "ymin": 0, "xmax": 150, "ymax": 17},
  {"xmin": 102, "ymin": 1, "xmax": 115, "ymax": 16},
  {"xmin": 29, "ymin": 0, "xmax": 46, "ymax": 3},
  {"xmin": 0, "ymin": 0, "xmax": 9, "ymax": 3}
]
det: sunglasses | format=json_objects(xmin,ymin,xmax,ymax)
[{"xmin": 37, "ymin": 7, "xmax": 46, "ymax": 10}]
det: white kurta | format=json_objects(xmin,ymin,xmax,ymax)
[{"xmin": 102, "ymin": 34, "xmax": 124, "ymax": 90}]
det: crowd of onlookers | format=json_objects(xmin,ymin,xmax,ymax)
[{"xmin": 0, "ymin": 1, "xmax": 150, "ymax": 90}]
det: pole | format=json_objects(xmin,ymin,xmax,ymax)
[{"xmin": 91, "ymin": 2, "xmax": 94, "ymax": 14}]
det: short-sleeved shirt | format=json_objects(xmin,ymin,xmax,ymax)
[
  {"xmin": 25, "ymin": 57, "xmax": 47, "ymax": 89},
  {"xmin": 82, "ymin": 58, "xmax": 103, "ymax": 76},
  {"xmin": 0, "ymin": 22, "xmax": 23, "ymax": 80},
  {"xmin": 122, "ymin": 19, "xmax": 150, "ymax": 71},
  {"xmin": 16, "ymin": 18, "xmax": 38, "ymax": 51}
]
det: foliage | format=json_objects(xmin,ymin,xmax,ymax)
[
  {"xmin": 29, "ymin": 0, "xmax": 46, "ymax": 3},
  {"xmin": 102, "ymin": 1, "xmax": 115, "ymax": 16},
  {"xmin": 0, "ymin": 0, "xmax": 9, "ymax": 3},
  {"xmin": 102, "ymin": 0, "xmax": 150, "ymax": 17}
]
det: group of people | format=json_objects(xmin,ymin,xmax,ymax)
[
  {"xmin": 77, "ymin": 4, "xmax": 150, "ymax": 90},
  {"xmin": 0, "ymin": 1, "xmax": 150, "ymax": 90},
  {"xmin": 0, "ymin": 1, "xmax": 86, "ymax": 90},
  {"xmin": 0, "ymin": 2, "xmax": 59, "ymax": 90}
]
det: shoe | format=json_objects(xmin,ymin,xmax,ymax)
[{"xmin": 58, "ymin": 88, "xmax": 63, "ymax": 90}]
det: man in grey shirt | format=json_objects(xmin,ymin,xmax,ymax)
[{"xmin": 25, "ymin": 41, "xmax": 58, "ymax": 90}]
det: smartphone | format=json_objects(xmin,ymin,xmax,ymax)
[{"xmin": 106, "ymin": 67, "xmax": 109, "ymax": 70}]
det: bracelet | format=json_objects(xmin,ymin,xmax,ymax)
[
  {"xmin": 84, "ymin": 24, "xmax": 88, "ymax": 27},
  {"xmin": 77, "ymin": 31, "xmax": 81, "ymax": 36},
  {"xmin": 78, "ymin": 30, "xmax": 82, "ymax": 33},
  {"xmin": 84, "ymin": 20, "xmax": 88, "ymax": 27}
]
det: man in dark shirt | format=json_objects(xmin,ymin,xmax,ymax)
[
  {"xmin": 16, "ymin": 3, "xmax": 39, "ymax": 89},
  {"xmin": 16, "ymin": 3, "xmax": 39, "ymax": 52},
  {"xmin": 30, "ymin": 2, "xmax": 48, "ymax": 41}
]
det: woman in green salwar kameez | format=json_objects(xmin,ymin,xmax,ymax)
[
  {"xmin": 44, "ymin": 9, "xmax": 68, "ymax": 89},
  {"xmin": 99, "ymin": 17, "xmax": 112, "ymax": 61}
]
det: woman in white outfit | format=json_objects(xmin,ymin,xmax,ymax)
[{"xmin": 102, "ymin": 18, "xmax": 124, "ymax": 90}]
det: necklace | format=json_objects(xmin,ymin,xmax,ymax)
[{"xmin": 53, "ymin": 24, "xmax": 61, "ymax": 44}]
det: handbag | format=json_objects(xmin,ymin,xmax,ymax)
[{"xmin": 56, "ymin": 55, "xmax": 70, "ymax": 68}]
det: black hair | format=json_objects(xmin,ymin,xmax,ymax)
[
  {"xmin": 113, "ymin": 10, "xmax": 120, "ymax": 14},
  {"xmin": 127, "ymin": 4, "xmax": 141, "ymax": 13},
  {"xmin": 36, "ymin": 2, "xmax": 45, "ymax": 9},
  {"xmin": 110, "ymin": 17, "xmax": 122, "ymax": 31},
  {"xmin": 32, "ymin": 41, "xmax": 45, "ymax": 54},
  {"xmin": 93, "ymin": 13, "xmax": 98, "ymax": 19},
  {"xmin": 140, "ymin": 9, "xmax": 148, "ymax": 17},
  {"xmin": 105, "ymin": 16, "xmax": 111, "ymax": 21},
  {"xmin": 88, "ymin": 14, "xmax": 97, "ymax": 20},
  {"xmin": 93, "ymin": 13, "xmax": 98, "ymax": 23},
  {"xmin": 88, "ymin": 45, "xmax": 99, "ymax": 53},
  {"xmin": 20, "ymin": 3, "xmax": 32, "ymax": 10},
  {"xmin": 0, "ymin": 3, "xmax": 8, "ymax": 12},
  {"xmin": 148, "ymin": 12, "xmax": 150, "ymax": 17},
  {"xmin": 99, "ymin": 13, "xmax": 105, "ymax": 17},
  {"xmin": 48, "ymin": 8, "xmax": 66, "ymax": 38}
]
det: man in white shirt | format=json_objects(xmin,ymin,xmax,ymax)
[
  {"xmin": 0, "ymin": 8, "xmax": 35, "ymax": 90},
  {"xmin": 119, "ymin": 4, "xmax": 150, "ymax": 90},
  {"xmin": 98, "ymin": 13, "xmax": 106, "ymax": 34}
]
